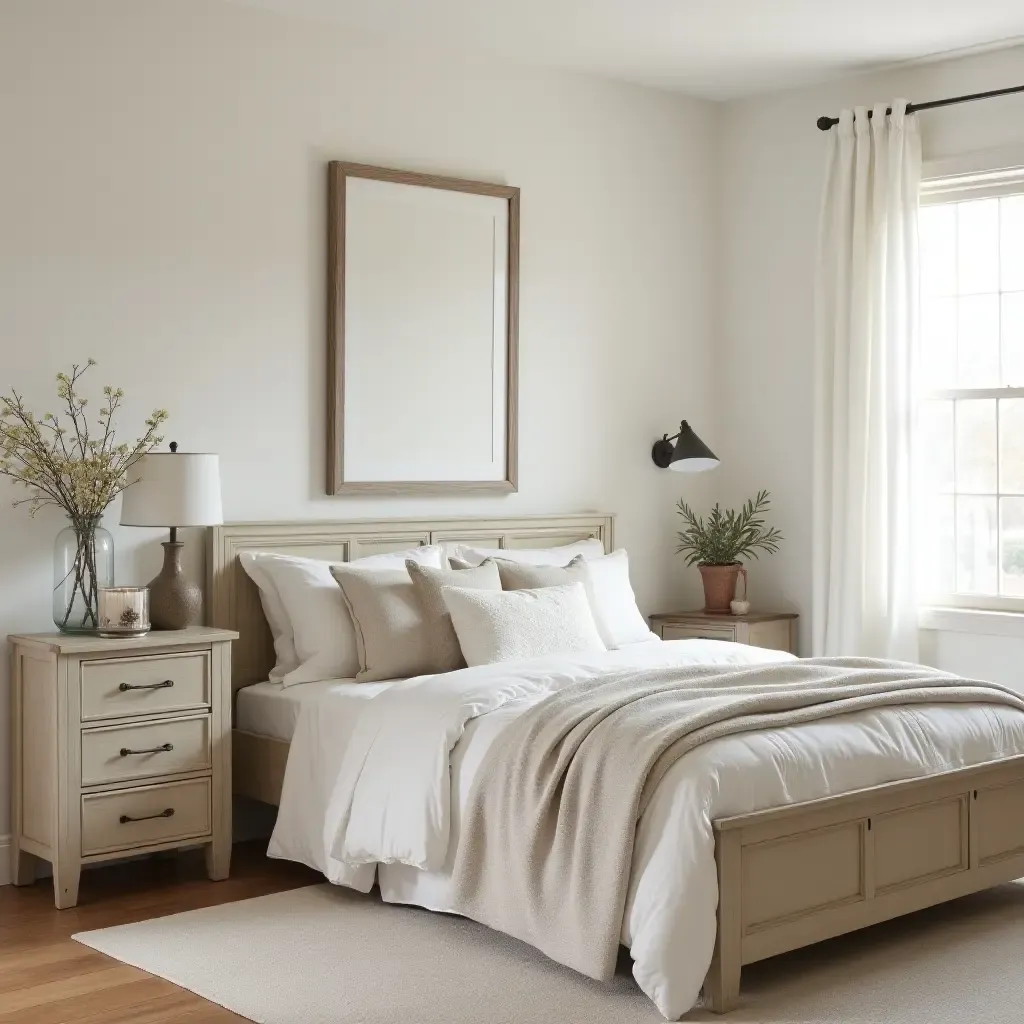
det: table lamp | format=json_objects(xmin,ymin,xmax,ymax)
[{"xmin": 120, "ymin": 442, "xmax": 223, "ymax": 630}]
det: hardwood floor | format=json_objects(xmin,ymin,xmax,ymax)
[{"xmin": 0, "ymin": 840, "xmax": 320, "ymax": 1023}]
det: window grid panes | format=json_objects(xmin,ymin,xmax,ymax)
[{"xmin": 918, "ymin": 191, "xmax": 1024, "ymax": 605}]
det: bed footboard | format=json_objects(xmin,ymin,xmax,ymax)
[{"xmin": 704, "ymin": 754, "xmax": 1024, "ymax": 1013}]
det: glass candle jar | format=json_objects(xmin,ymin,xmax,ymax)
[{"xmin": 97, "ymin": 587, "xmax": 151, "ymax": 638}]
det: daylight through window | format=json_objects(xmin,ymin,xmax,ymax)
[{"xmin": 918, "ymin": 184, "xmax": 1024, "ymax": 608}]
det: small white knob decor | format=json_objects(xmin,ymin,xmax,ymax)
[{"xmin": 730, "ymin": 599, "xmax": 751, "ymax": 616}]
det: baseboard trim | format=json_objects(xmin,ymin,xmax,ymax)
[{"xmin": 0, "ymin": 834, "xmax": 10, "ymax": 886}]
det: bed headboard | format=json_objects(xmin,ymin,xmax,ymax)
[{"xmin": 206, "ymin": 513, "xmax": 614, "ymax": 694}]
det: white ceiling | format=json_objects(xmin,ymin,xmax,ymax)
[{"xmin": 227, "ymin": 0, "xmax": 1024, "ymax": 99}]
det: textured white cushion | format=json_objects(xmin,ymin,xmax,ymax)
[
  {"xmin": 449, "ymin": 538, "xmax": 604, "ymax": 568},
  {"xmin": 441, "ymin": 583, "xmax": 606, "ymax": 667},
  {"xmin": 243, "ymin": 546, "xmax": 444, "ymax": 686}
]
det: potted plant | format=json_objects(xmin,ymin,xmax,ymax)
[
  {"xmin": 675, "ymin": 489, "xmax": 783, "ymax": 613},
  {"xmin": 0, "ymin": 360, "xmax": 168, "ymax": 632}
]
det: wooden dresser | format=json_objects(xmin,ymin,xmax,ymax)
[
  {"xmin": 649, "ymin": 610, "xmax": 798, "ymax": 654},
  {"xmin": 8, "ymin": 627, "xmax": 237, "ymax": 908}
]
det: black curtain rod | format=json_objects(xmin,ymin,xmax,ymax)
[{"xmin": 816, "ymin": 83, "xmax": 1024, "ymax": 131}]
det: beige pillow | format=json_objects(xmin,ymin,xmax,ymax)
[
  {"xmin": 329, "ymin": 565, "xmax": 433, "ymax": 682},
  {"xmin": 489, "ymin": 553, "xmax": 657, "ymax": 650},
  {"xmin": 489, "ymin": 557, "xmax": 589, "ymax": 592},
  {"xmin": 441, "ymin": 583, "xmax": 606, "ymax": 667},
  {"xmin": 406, "ymin": 560, "xmax": 502, "ymax": 672}
]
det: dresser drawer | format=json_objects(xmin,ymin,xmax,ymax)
[
  {"xmin": 662, "ymin": 625, "xmax": 736, "ymax": 642},
  {"xmin": 747, "ymin": 619, "xmax": 795, "ymax": 653},
  {"xmin": 80, "ymin": 652, "xmax": 210, "ymax": 721},
  {"xmin": 81, "ymin": 714, "xmax": 211, "ymax": 786},
  {"xmin": 81, "ymin": 777, "xmax": 212, "ymax": 856}
]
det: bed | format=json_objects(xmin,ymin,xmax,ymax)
[
  {"xmin": 208, "ymin": 513, "xmax": 615, "ymax": 806},
  {"xmin": 207, "ymin": 514, "xmax": 1024, "ymax": 1018}
]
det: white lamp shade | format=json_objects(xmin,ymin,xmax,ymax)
[{"xmin": 120, "ymin": 453, "xmax": 223, "ymax": 527}]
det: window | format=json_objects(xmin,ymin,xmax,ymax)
[{"xmin": 918, "ymin": 176, "xmax": 1024, "ymax": 610}]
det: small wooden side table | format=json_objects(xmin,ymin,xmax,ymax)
[
  {"xmin": 8, "ymin": 627, "xmax": 237, "ymax": 908},
  {"xmin": 649, "ymin": 610, "xmax": 798, "ymax": 654}
]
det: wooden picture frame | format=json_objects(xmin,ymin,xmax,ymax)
[{"xmin": 327, "ymin": 161, "xmax": 520, "ymax": 495}]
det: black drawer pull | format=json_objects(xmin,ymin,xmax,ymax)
[
  {"xmin": 119, "ymin": 808, "xmax": 175, "ymax": 824},
  {"xmin": 119, "ymin": 679, "xmax": 174, "ymax": 692},
  {"xmin": 119, "ymin": 743, "xmax": 174, "ymax": 757}
]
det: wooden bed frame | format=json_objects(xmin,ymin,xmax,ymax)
[
  {"xmin": 705, "ymin": 754, "xmax": 1024, "ymax": 1012},
  {"xmin": 206, "ymin": 514, "xmax": 1024, "ymax": 1015}
]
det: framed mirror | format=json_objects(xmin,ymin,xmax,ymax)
[{"xmin": 327, "ymin": 161, "xmax": 519, "ymax": 495}]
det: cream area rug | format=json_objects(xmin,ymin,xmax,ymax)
[{"xmin": 74, "ymin": 880, "xmax": 1024, "ymax": 1023}]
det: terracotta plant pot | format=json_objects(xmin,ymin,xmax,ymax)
[{"xmin": 698, "ymin": 564, "xmax": 742, "ymax": 613}]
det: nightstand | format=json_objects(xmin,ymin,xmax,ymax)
[
  {"xmin": 649, "ymin": 610, "xmax": 798, "ymax": 654},
  {"xmin": 8, "ymin": 626, "xmax": 238, "ymax": 908}
]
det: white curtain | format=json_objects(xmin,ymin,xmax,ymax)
[{"xmin": 812, "ymin": 100, "xmax": 921, "ymax": 659}]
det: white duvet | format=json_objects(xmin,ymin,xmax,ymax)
[{"xmin": 268, "ymin": 639, "xmax": 1024, "ymax": 1019}]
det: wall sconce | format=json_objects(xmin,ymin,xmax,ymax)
[{"xmin": 651, "ymin": 420, "xmax": 719, "ymax": 472}]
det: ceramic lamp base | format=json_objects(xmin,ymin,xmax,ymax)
[{"xmin": 148, "ymin": 540, "xmax": 202, "ymax": 630}]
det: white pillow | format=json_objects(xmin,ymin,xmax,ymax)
[
  {"xmin": 450, "ymin": 538, "xmax": 604, "ymax": 567},
  {"xmin": 568, "ymin": 550, "xmax": 660, "ymax": 649},
  {"xmin": 441, "ymin": 582, "xmax": 606, "ymax": 667},
  {"xmin": 241, "ymin": 545, "xmax": 443, "ymax": 686},
  {"xmin": 239, "ymin": 553, "xmax": 299, "ymax": 683}
]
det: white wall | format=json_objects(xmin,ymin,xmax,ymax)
[
  {"xmin": 0, "ymin": 0, "xmax": 718, "ymax": 849},
  {"xmin": 716, "ymin": 44, "xmax": 1024, "ymax": 684}
]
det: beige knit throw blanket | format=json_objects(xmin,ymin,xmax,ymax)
[{"xmin": 448, "ymin": 657, "xmax": 1024, "ymax": 981}]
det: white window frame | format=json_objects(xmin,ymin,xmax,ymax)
[{"xmin": 919, "ymin": 158, "xmax": 1024, "ymax": 615}]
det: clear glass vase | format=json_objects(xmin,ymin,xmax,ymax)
[{"xmin": 53, "ymin": 517, "xmax": 114, "ymax": 633}]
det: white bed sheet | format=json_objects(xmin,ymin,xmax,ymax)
[
  {"xmin": 268, "ymin": 642, "xmax": 1024, "ymax": 1019},
  {"xmin": 236, "ymin": 678, "xmax": 399, "ymax": 742}
]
